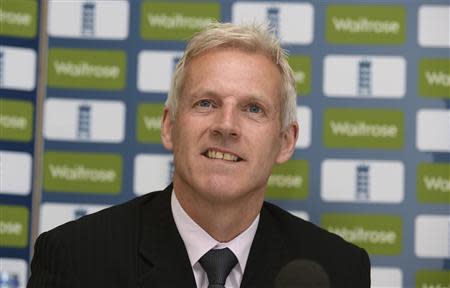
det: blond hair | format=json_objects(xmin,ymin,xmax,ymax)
[{"xmin": 165, "ymin": 22, "xmax": 297, "ymax": 129}]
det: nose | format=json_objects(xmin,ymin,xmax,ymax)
[{"xmin": 211, "ymin": 105, "xmax": 241, "ymax": 139}]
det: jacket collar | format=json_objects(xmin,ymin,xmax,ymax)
[
  {"xmin": 136, "ymin": 185, "xmax": 287, "ymax": 288},
  {"xmin": 137, "ymin": 184, "xmax": 197, "ymax": 288},
  {"xmin": 240, "ymin": 204, "xmax": 287, "ymax": 288}
]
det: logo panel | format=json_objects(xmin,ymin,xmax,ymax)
[
  {"xmin": 0, "ymin": 258, "xmax": 27, "ymax": 288},
  {"xmin": 140, "ymin": 2, "xmax": 220, "ymax": 40},
  {"xmin": 296, "ymin": 106, "xmax": 311, "ymax": 149},
  {"xmin": 0, "ymin": 0, "xmax": 37, "ymax": 38},
  {"xmin": 232, "ymin": 2, "xmax": 314, "ymax": 45},
  {"xmin": 47, "ymin": 48, "xmax": 126, "ymax": 90},
  {"xmin": 415, "ymin": 215, "xmax": 449, "ymax": 258},
  {"xmin": 321, "ymin": 213, "xmax": 402, "ymax": 255},
  {"xmin": 419, "ymin": 58, "xmax": 450, "ymax": 98},
  {"xmin": 371, "ymin": 267, "xmax": 402, "ymax": 288},
  {"xmin": 137, "ymin": 103, "xmax": 165, "ymax": 143},
  {"xmin": 0, "ymin": 205, "xmax": 28, "ymax": 248},
  {"xmin": 0, "ymin": 46, "xmax": 36, "ymax": 91},
  {"xmin": 324, "ymin": 108, "xmax": 404, "ymax": 149},
  {"xmin": 44, "ymin": 98, "xmax": 125, "ymax": 143},
  {"xmin": 324, "ymin": 55, "xmax": 406, "ymax": 98},
  {"xmin": 416, "ymin": 109, "xmax": 450, "ymax": 152},
  {"xmin": 48, "ymin": 0, "xmax": 129, "ymax": 40},
  {"xmin": 321, "ymin": 159, "xmax": 404, "ymax": 203},
  {"xmin": 0, "ymin": 99, "xmax": 33, "ymax": 142},
  {"xmin": 416, "ymin": 270, "xmax": 450, "ymax": 288},
  {"xmin": 417, "ymin": 163, "xmax": 450, "ymax": 204},
  {"xmin": 288, "ymin": 56, "xmax": 311, "ymax": 96},
  {"xmin": 266, "ymin": 160, "xmax": 308, "ymax": 200},
  {"xmin": 326, "ymin": 5, "xmax": 405, "ymax": 45},
  {"xmin": 0, "ymin": 151, "xmax": 32, "ymax": 195},
  {"xmin": 39, "ymin": 202, "xmax": 109, "ymax": 233},
  {"xmin": 43, "ymin": 151, "xmax": 122, "ymax": 194},
  {"xmin": 137, "ymin": 51, "xmax": 182, "ymax": 93},
  {"xmin": 418, "ymin": 5, "xmax": 450, "ymax": 48},
  {"xmin": 134, "ymin": 154, "xmax": 173, "ymax": 195}
]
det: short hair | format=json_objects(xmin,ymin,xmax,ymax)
[{"xmin": 165, "ymin": 22, "xmax": 297, "ymax": 129}]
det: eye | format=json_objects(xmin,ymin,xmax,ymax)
[
  {"xmin": 196, "ymin": 99, "xmax": 213, "ymax": 108},
  {"xmin": 247, "ymin": 103, "xmax": 262, "ymax": 113}
]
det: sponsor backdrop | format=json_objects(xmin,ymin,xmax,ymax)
[{"xmin": 0, "ymin": 0, "xmax": 448, "ymax": 287}]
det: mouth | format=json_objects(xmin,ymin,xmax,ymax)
[{"xmin": 202, "ymin": 149, "xmax": 243, "ymax": 162}]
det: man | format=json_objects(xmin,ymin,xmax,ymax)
[{"xmin": 28, "ymin": 23, "xmax": 370, "ymax": 288}]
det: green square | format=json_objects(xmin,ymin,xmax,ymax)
[
  {"xmin": 137, "ymin": 103, "xmax": 165, "ymax": 143},
  {"xmin": 326, "ymin": 5, "xmax": 405, "ymax": 45},
  {"xmin": 0, "ymin": 0, "xmax": 37, "ymax": 38},
  {"xmin": 0, "ymin": 205, "xmax": 29, "ymax": 248},
  {"xmin": 288, "ymin": 56, "xmax": 311, "ymax": 96},
  {"xmin": 141, "ymin": 1, "xmax": 220, "ymax": 40},
  {"xmin": 0, "ymin": 99, "xmax": 34, "ymax": 142},
  {"xmin": 266, "ymin": 160, "xmax": 309, "ymax": 200}
]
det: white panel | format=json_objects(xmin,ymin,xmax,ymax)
[
  {"xmin": 296, "ymin": 106, "xmax": 311, "ymax": 149},
  {"xmin": 39, "ymin": 202, "xmax": 109, "ymax": 234},
  {"xmin": 324, "ymin": 55, "xmax": 406, "ymax": 98},
  {"xmin": 0, "ymin": 258, "xmax": 27, "ymax": 288},
  {"xmin": 232, "ymin": 2, "xmax": 314, "ymax": 45},
  {"xmin": 415, "ymin": 215, "xmax": 450, "ymax": 258},
  {"xmin": 0, "ymin": 46, "xmax": 36, "ymax": 91},
  {"xmin": 134, "ymin": 154, "xmax": 173, "ymax": 195},
  {"xmin": 371, "ymin": 267, "xmax": 402, "ymax": 288},
  {"xmin": 0, "ymin": 151, "xmax": 32, "ymax": 195},
  {"xmin": 321, "ymin": 159, "xmax": 404, "ymax": 203},
  {"xmin": 418, "ymin": 5, "xmax": 450, "ymax": 48},
  {"xmin": 137, "ymin": 50, "xmax": 183, "ymax": 93},
  {"xmin": 48, "ymin": 0, "xmax": 129, "ymax": 40},
  {"xmin": 417, "ymin": 109, "xmax": 450, "ymax": 152},
  {"xmin": 44, "ymin": 98, "xmax": 125, "ymax": 143}
]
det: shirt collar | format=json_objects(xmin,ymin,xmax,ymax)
[{"xmin": 171, "ymin": 190, "xmax": 259, "ymax": 273}]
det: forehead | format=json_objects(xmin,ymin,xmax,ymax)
[{"xmin": 182, "ymin": 47, "xmax": 282, "ymax": 100}]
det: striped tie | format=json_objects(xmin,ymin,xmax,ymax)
[{"xmin": 199, "ymin": 248, "xmax": 238, "ymax": 288}]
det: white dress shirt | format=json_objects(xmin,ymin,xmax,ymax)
[{"xmin": 171, "ymin": 191, "xmax": 259, "ymax": 288}]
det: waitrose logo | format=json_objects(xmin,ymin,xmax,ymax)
[
  {"xmin": 141, "ymin": 2, "xmax": 219, "ymax": 40},
  {"xmin": 420, "ymin": 59, "xmax": 450, "ymax": 98},
  {"xmin": 44, "ymin": 151, "xmax": 122, "ymax": 194},
  {"xmin": 48, "ymin": 48, "xmax": 126, "ymax": 90},
  {"xmin": 322, "ymin": 214, "xmax": 402, "ymax": 255},
  {"xmin": 0, "ymin": 205, "xmax": 28, "ymax": 248},
  {"xmin": 416, "ymin": 270, "xmax": 450, "ymax": 288},
  {"xmin": 266, "ymin": 160, "xmax": 308, "ymax": 200},
  {"xmin": 418, "ymin": 163, "xmax": 450, "ymax": 204},
  {"xmin": 0, "ymin": 99, "xmax": 33, "ymax": 142},
  {"xmin": 326, "ymin": 5, "xmax": 405, "ymax": 44},
  {"xmin": 137, "ymin": 103, "xmax": 164, "ymax": 143},
  {"xmin": 324, "ymin": 108, "xmax": 404, "ymax": 149},
  {"xmin": 0, "ymin": 0, "xmax": 37, "ymax": 38},
  {"xmin": 416, "ymin": 163, "xmax": 450, "ymax": 204}
]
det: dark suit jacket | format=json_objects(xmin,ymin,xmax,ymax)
[{"xmin": 28, "ymin": 185, "xmax": 370, "ymax": 287}]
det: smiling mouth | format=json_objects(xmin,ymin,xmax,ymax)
[{"xmin": 202, "ymin": 149, "xmax": 243, "ymax": 162}]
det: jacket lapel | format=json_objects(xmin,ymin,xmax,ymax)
[
  {"xmin": 240, "ymin": 204, "xmax": 288, "ymax": 288},
  {"xmin": 137, "ymin": 185, "xmax": 197, "ymax": 288}
]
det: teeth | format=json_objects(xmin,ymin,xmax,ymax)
[{"xmin": 207, "ymin": 150, "xmax": 238, "ymax": 162}]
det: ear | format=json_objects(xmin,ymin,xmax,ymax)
[
  {"xmin": 275, "ymin": 122, "xmax": 299, "ymax": 164},
  {"xmin": 161, "ymin": 107, "xmax": 174, "ymax": 151}
]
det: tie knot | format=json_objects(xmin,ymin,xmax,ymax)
[{"xmin": 199, "ymin": 248, "xmax": 238, "ymax": 288}]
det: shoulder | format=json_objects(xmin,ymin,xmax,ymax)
[
  {"xmin": 262, "ymin": 201, "xmax": 360, "ymax": 252},
  {"xmin": 36, "ymin": 189, "xmax": 166, "ymax": 253},
  {"xmin": 261, "ymin": 201, "xmax": 370, "ymax": 286}
]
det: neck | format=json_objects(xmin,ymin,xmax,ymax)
[{"xmin": 173, "ymin": 181, "xmax": 263, "ymax": 243}]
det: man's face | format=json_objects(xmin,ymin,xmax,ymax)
[{"xmin": 162, "ymin": 47, "xmax": 297, "ymax": 205}]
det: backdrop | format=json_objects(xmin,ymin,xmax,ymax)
[{"xmin": 0, "ymin": 0, "xmax": 449, "ymax": 287}]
